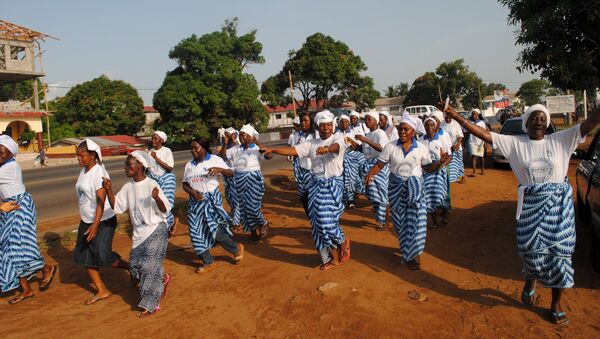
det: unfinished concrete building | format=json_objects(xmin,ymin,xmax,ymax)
[{"xmin": 0, "ymin": 19, "xmax": 55, "ymax": 152}]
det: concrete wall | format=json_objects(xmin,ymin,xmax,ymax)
[
  {"xmin": 0, "ymin": 39, "xmax": 36, "ymax": 73},
  {"xmin": 267, "ymin": 111, "xmax": 294, "ymax": 129}
]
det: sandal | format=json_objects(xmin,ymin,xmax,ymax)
[
  {"xmin": 137, "ymin": 305, "xmax": 161, "ymax": 318},
  {"xmin": 39, "ymin": 265, "xmax": 58, "ymax": 291},
  {"xmin": 161, "ymin": 273, "xmax": 171, "ymax": 298},
  {"xmin": 521, "ymin": 287, "xmax": 536, "ymax": 306},
  {"xmin": 84, "ymin": 293, "xmax": 111, "ymax": 305},
  {"xmin": 234, "ymin": 244, "xmax": 244, "ymax": 263},
  {"xmin": 168, "ymin": 217, "xmax": 179, "ymax": 238},
  {"xmin": 8, "ymin": 293, "xmax": 34, "ymax": 305},
  {"xmin": 319, "ymin": 260, "xmax": 338, "ymax": 271},
  {"xmin": 259, "ymin": 222, "xmax": 269, "ymax": 239},
  {"xmin": 406, "ymin": 259, "xmax": 421, "ymax": 271},
  {"xmin": 250, "ymin": 229, "xmax": 260, "ymax": 241},
  {"xmin": 551, "ymin": 311, "xmax": 569, "ymax": 325},
  {"xmin": 339, "ymin": 239, "xmax": 351, "ymax": 263}
]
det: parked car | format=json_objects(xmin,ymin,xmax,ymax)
[
  {"xmin": 575, "ymin": 129, "xmax": 600, "ymax": 272},
  {"xmin": 483, "ymin": 115, "xmax": 502, "ymax": 133},
  {"xmin": 404, "ymin": 105, "xmax": 440, "ymax": 119},
  {"xmin": 492, "ymin": 117, "xmax": 556, "ymax": 165}
]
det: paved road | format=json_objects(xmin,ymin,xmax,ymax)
[{"xmin": 23, "ymin": 141, "xmax": 289, "ymax": 224}]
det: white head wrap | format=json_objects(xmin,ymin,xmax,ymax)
[
  {"xmin": 362, "ymin": 111, "xmax": 379, "ymax": 124},
  {"xmin": 398, "ymin": 114, "xmax": 418, "ymax": 132},
  {"xmin": 379, "ymin": 111, "xmax": 391, "ymax": 121},
  {"xmin": 315, "ymin": 110, "xmax": 335, "ymax": 125},
  {"xmin": 471, "ymin": 108, "xmax": 481, "ymax": 114},
  {"xmin": 0, "ymin": 135, "xmax": 18, "ymax": 155},
  {"xmin": 292, "ymin": 116, "xmax": 300, "ymax": 125},
  {"xmin": 80, "ymin": 138, "xmax": 103, "ymax": 162},
  {"xmin": 130, "ymin": 150, "xmax": 149, "ymax": 169},
  {"xmin": 431, "ymin": 111, "xmax": 444, "ymax": 124},
  {"xmin": 349, "ymin": 111, "xmax": 360, "ymax": 118},
  {"xmin": 153, "ymin": 131, "xmax": 167, "ymax": 143},
  {"xmin": 423, "ymin": 117, "xmax": 437, "ymax": 127},
  {"xmin": 225, "ymin": 127, "xmax": 239, "ymax": 141},
  {"xmin": 522, "ymin": 104, "xmax": 551, "ymax": 132},
  {"xmin": 339, "ymin": 114, "xmax": 350, "ymax": 121},
  {"xmin": 240, "ymin": 124, "xmax": 259, "ymax": 138}
]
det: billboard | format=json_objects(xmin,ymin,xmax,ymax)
[{"xmin": 546, "ymin": 95, "xmax": 575, "ymax": 114}]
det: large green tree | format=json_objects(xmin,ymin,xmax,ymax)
[
  {"xmin": 54, "ymin": 75, "xmax": 144, "ymax": 136},
  {"xmin": 517, "ymin": 79, "xmax": 551, "ymax": 105},
  {"xmin": 261, "ymin": 33, "xmax": 377, "ymax": 112},
  {"xmin": 384, "ymin": 82, "xmax": 409, "ymax": 97},
  {"xmin": 404, "ymin": 72, "xmax": 440, "ymax": 107},
  {"xmin": 500, "ymin": 0, "xmax": 600, "ymax": 90},
  {"xmin": 153, "ymin": 18, "xmax": 266, "ymax": 142}
]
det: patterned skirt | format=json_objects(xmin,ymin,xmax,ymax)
[
  {"xmin": 293, "ymin": 157, "xmax": 311, "ymax": 199},
  {"xmin": 0, "ymin": 192, "xmax": 45, "ymax": 292},
  {"xmin": 232, "ymin": 170, "xmax": 267, "ymax": 232},
  {"xmin": 130, "ymin": 223, "xmax": 168, "ymax": 312},
  {"xmin": 343, "ymin": 150, "xmax": 366, "ymax": 205},
  {"xmin": 148, "ymin": 171, "xmax": 177, "ymax": 228},
  {"xmin": 223, "ymin": 175, "xmax": 237, "ymax": 218},
  {"xmin": 187, "ymin": 190, "xmax": 232, "ymax": 256},
  {"xmin": 306, "ymin": 175, "xmax": 346, "ymax": 263},
  {"xmin": 423, "ymin": 163, "xmax": 449, "ymax": 213},
  {"xmin": 448, "ymin": 148, "xmax": 464, "ymax": 182},
  {"xmin": 517, "ymin": 182, "xmax": 576, "ymax": 288},
  {"xmin": 389, "ymin": 174, "xmax": 428, "ymax": 262},
  {"xmin": 362, "ymin": 158, "xmax": 389, "ymax": 225}
]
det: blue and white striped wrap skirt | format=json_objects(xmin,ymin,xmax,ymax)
[
  {"xmin": 223, "ymin": 175, "xmax": 238, "ymax": 216},
  {"xmin": 232, "ymin": 170, "xmax": 267, "ymax": 232},
  {"xmin": 0, "ymin": 192, "xmax": 45, "ymax": 292},
  {"xmin": 306, "ymin": 175, "xmax": 346, "ymax": 258},
  {"xmin": 448, "ymin": 148, "xmax": 464, "ymax": 182},
  {"xmin": 389, "ymin": 174, "xmax": 428, "ymax": 262},
  {"xmin": 148, "ymin": 171, "xmax": 177, "ymax": 228},
  {"xmin": 293, "ymin": 157, "xmax": 311, "ymax": 199},
  {"xmin": 362, "ymin": 158, "xmax": 389, "ymax": 225},
  {"xmin": 343, "ymin": 150, "xmax": 366, "ymax": 204},
  {"xmin": 187, "ymin": 189, "xmax": 233, "ymax": 256},
  {"xmin": 517, "ymin": 182, "xmax": 575, "ymax": 289},
  {"xmin": 423, "ymin": 159, "xmax": 449, "ymax": 213}
]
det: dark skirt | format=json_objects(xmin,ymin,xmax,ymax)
[{"xmin": 73, "ymin": 216, "xmax": 120, "ymax": 268}]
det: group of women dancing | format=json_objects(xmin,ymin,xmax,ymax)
[{"xmin": 1, "ymin": 103, "xmax": 598, "ymax": 325}]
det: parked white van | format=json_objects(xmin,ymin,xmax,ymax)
[{"xmin": 403, "ymin": 105, "xmax": 440, "ymax": 118}]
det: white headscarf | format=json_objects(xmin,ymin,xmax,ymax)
[
  {"xmin": 339, "ymin": 114, "xmax": 350, "ymax": 121},
  {"xmin": 153, "ymin": 131, "xmax": 167, "ymax": 143},
  {"xmin": 315, "ymin": 110, "xmax": 335, "ymax": 125},
  {"xmin": 292, "ymin": 116, "xmax": 300, "ymax": 125},
  {"xmin": 81, "ymin": 138, "xmax": 103, "ymax": 162},
  {"xmin": 402, "ymin": 112, "xmax": 426, "ymax": 135},
  {"xmin": 362, "ymin": 111, "xmax": 379, "ymax": 124},
  {"xmin": 522, "ymin": 104, "xmax": 551, "ymax": 132},
  {"xmin": 349, "ymin": 111, "xmax": 360, "ymax": 118},
  {"xmin": 0, "ymin": 135, "xmax": 18, "ymax": 155},
  {"xmin": 398, "ymin": 114, "xmax": 418, "ymax": 132},
  {"xmin": 423, "ymin": 117, "xmax": 437, "ymax": 127},
  {"xmin": 379, "ymin": 111, "xmax": 391, "ymax": 121},
  {"xmin": 240, "ymin": 124, "xmax": 259, "ymax": 138},
  {"xmin": 130, "ymin": 150, "xmax": 149, "ymax": 169},
  {"xmin": 431, "ymin": 111, "xmax": 444, "ymax": 125},
  {"xmin": 471, "ymin": 108, "xmax": 481, "ymax": 114}
]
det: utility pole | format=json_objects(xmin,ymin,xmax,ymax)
[{"xmin": 288, "ymin": 70, "xmax": 297, "ymax": 118}]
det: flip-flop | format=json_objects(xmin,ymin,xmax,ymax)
[
  {"xmin": 340, "ymin": 239, "xmax": 351, "ymax": 263},
  {"xmin": 137, "ymin": 305, "xmax": 161, "ymax": 318},
  {"xmin": 521, "ymin": 287, "xmax": 536, "ymax": 306},
  {"xmin": 84, "ymin": 294, "xmax": 111, "ymax": 306},
  {"xmin": 259, "ymin": 222, "xmax": 269, "ymax": 239},
  {"xmin": 39, "ymin": 265, "xmax": 58, "ymax": 291},
  {"xmin": 551, "ymin": 311, "xmax": 569, "ymax": 325},
  {"xmin": 8, "ymin": 293, "xmax": 34, "ymax": 305},
  {"xmin": 319, "ymin": 260, "xmax": 338, "ymax": 271},
  {"xmin": 234, "ymin": 244, "xmax": 245, "ymax": 263},
  {"xmin": 406, "ymin": 260, "xmax": 421, "ymax": 271},
  {"xmin": 161, "ymin": 273, "xmax": 171, "ymax": 298}
]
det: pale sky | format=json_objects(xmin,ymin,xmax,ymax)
[{"xmin": 4, "ymin": 0, "xmax": 537, "ymax": 105}]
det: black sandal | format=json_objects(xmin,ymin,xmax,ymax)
[{"xmin": 39, "ymin": 265, "xmax": 58, "ymax": 291}]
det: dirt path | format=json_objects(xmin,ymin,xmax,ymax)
[{"xmin": 1, "ymin": 164, "xmax": 599, "ymax": 338}]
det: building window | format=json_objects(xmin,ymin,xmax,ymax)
[
  {"xmin": 276, "ymin": 114, "xmax": 282, "ymax": 119},
  {"xmin": 0, "ymin": 45, "xmax": 4, "ymax": 69},
  {"xmin": 10, "ymin": 46, "xmax": 26, "ymax": 61}
]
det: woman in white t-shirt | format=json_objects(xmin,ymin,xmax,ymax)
[
  {"xmin": 420, "ymin": 117, "xmax": 452, "ymax": 230},
  {"xmin": 74, "ymin": 139, "xmax": 129, "ymax": 306},
  {"xmin": 183, "ymin": 137, "xmax": 244, "ymax": 273},
  {"xmin": 0, "ymin": 135, "xmax": 57, "ymax": 304},
  {"xmin": 355, "ymin": 112, "xmax": 391, "ymax": 231},
  {"xmin": 220, "ymin": 124, "xmax": 272, "ymax": 241},
  {"xmin": 147, "ymin": 131, "xmax": 177, "ymax": 235},
  {"xmin": 366, "ymin": 115, "xmax": 432, "ymax": 270},
  {"xmin": 441, "ymin": 114, "xmax": 465, "ymax": 183},
  {"xmin": 379, "ymin": 111, "xmax": 399, "ymax": 142},
  {"xmin": 445, "ymin": 103, "xmax": 600, "ymax": 325},
  {"xmin": 337, "ymin": 115, "xmax": 366, "ymax": 209},
  {"xmin": 292, "ymin": 112, "xmax": 318, "ymax": 215},
  {"xmin": 104, "ymin": 151, "xmax": 171, "ymax": 318},
  {"xmin": 221, "ymin": 127, "xmax": 240, "ymax": 217},
  {"xmin": 467, "ymin": 109, "xmax": 487, "ymax": 176},
  {"xmin": 263, "ymin": 111, "xmax": 351, "ymax": 271}
]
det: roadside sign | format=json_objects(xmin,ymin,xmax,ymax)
[{"xmin": 546, "ymin": 95, "xmax": 575, "ymax": 113}]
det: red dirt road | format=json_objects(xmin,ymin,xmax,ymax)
[{"xmin": 1, "ymin": 163, "xmax": 599, "ymax": 338}]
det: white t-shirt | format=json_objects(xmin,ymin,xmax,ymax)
[
  {"xmin": 288, "ymin": 132, "xmax": 300, "ymax": 146},
  {"xmin": 441, "ymin": 120, "xmax": 464, "ymax": 150},
  {"xmin": 335, "ymin": 129, "xmax": 361, "ymax": 152},
  {"xmin": 76, "ymin": 164, "xmax": 115, "ymax": 223},
  {"xmin": 420, "ymin": 133, "xmax": 452, "ymax": 160},
  {"xmin": 491, "ymin": 124, "xmax": 586, "ymax": 186},
  {"xmin": 469, "ymin": 120, "xmax": 487, "ymax": 146},
  {"xmin": 295, "ymin": 134, "xmax": 346, "ymax": 178},
  {"xmin": 0, "ymin": 160, "xmax": 25, "ymax": 199},
  {"xmin": 226, "ymin": 144, "xmax": 264, "ymax": 172},
  {"xmin": 148, "ymin": 146, "xmax": 174, "ymax": 177},
  {"xmin": 295, "ymin": 131, "xmax": 317, "ymax": 170},
  {"xmin": 363, "ymin": 129, "xmax": 389, "ymax": 160},
  {"xmin": 183, "ymin": 154, "xmax": 230, "ymax": 193},
  {"xmin": 383, "ymin": 125, "xmax": 399, "ymax": 143},
  {"xmin": 114, "ymin": 177, "xmax": 170, "ymax": 248},
  {"xmin": 378, "ymin": 140, "xmax": 432, "ymax": 178}
]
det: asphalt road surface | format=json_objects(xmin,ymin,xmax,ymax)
[{"xmin": 23, "ymin": 141, "xmax": 289, "ymax": 224}]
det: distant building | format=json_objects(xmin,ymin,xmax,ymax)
[
  {"xmin": 0, "ymin": 19, "xmax": 56, "ymax": 151},
  {"xmin": 482, "ymin": 92, "xmax": 521, "ymax": 117},
  {"xmin": 139, "ymin": 106, "xmax": 160, "ymax": 136},
  {"xmin": 265, "ymin": 101, "xmax": 318, "ymax": 129},
  {"xmin": 364, "ymin": 96, "xmax": 405, "ymax": 114}
]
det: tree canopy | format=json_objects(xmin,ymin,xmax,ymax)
[
  {"xmin": 500, "ymin": 0, "xmax": 600, "ymax": 90},
  {"xmin": 261, "ymin": 33, "xmax": 378, "ymax": 112},
  {"xmin": 153, "ymin": 18, "xmax": 267, "ymax": 143},
  {"xmin": 54, "ymin": 75, "xmax": 144, "ymax": 136},
  {"xmin": 516, "ymin": 79, "xmax": 551, "ymax": 106},
  {"xmin": 384, "ymin": 83, "xmax": 409, "ymax": 97}
]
